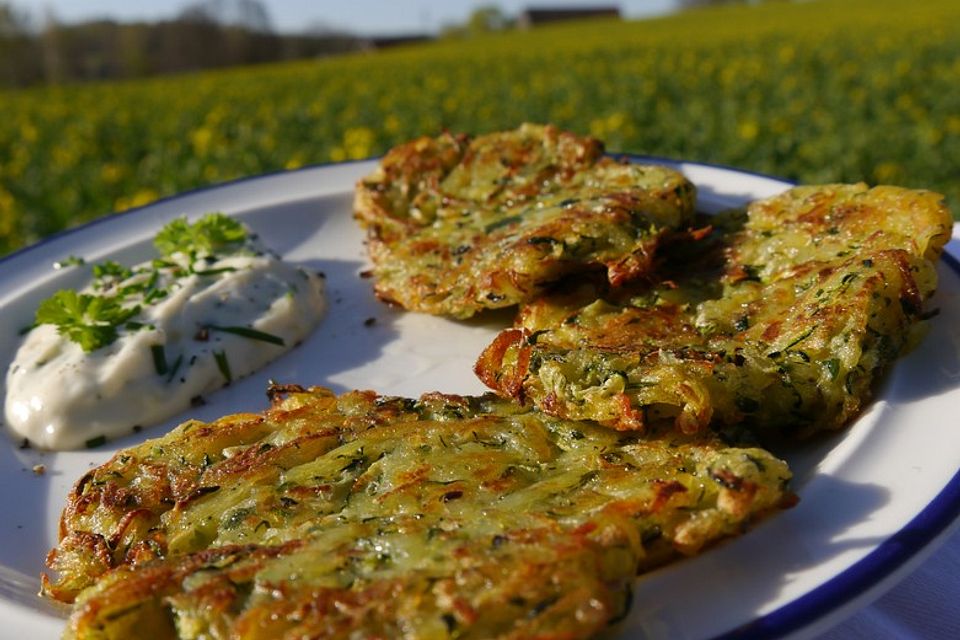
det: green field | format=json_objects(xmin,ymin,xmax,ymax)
[{"xmin": 1, "ymin": 0, "xmax": 957, "ymax": 256}]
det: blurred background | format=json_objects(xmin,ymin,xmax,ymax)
[{"xmin": 0, "ymin": 0, "xmax": 957, "ymax": 256}]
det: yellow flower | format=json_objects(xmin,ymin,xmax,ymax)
[
  {"xmin": 115, "ymin": 188, "xmax": 159, "ymax": 212},
  {"xmin": 343, "ymin": 127, "xmax": 375, "ymax": 160},
  {"xmin": 191, "ymin": 128, "xmax": 214, "ymax": 157},
  {"xmin": 0, "ymin": 185, "xmax": 17, "ymax": 237},
  {"xmin": 737, "ymin": 120, "xmax": 759, "ymax": 141},
  {"xmin": 873, "ymin": 162, "xmax": 902, "ymax": 183},
  {"xmin": 100, "ymin": 163, "xmax": 124, "ymax": 184}
]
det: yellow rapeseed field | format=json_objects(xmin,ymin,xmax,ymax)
[{"xmin": 1, "ymin": 0, "xmax": 957, "ymax": 255}]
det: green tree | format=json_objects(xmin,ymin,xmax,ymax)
[
  {"xmin": 467, "ymin": 5, "xmax": 509, "ymax": 34},
  {"xmin": 442, "ymin": 5, "xmax": 511, "ymax": 38}
]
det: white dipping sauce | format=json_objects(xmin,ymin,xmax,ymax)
[{"xmin": 5, "ymin": 240, "xmax": 325, "ymax": 450}]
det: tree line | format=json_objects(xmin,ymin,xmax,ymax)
[
  {"xmin": 0, "ymin": 0, "xmax": 366, "ymax": 88},
  {"xmin": 0, "ymin": 0, "xmax": 761, "ymax": 88}
]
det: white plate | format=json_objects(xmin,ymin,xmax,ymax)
[{"xmin": 1, "ymin": 159, "xmax": 959, "ymax": 639}]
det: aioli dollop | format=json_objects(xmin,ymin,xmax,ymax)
[{"xmin": 4, "ymin": 216, "xmax": 325, "ymax": 450}]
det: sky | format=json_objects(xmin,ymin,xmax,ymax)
[{"xmin": 15, "ymin": 0, "xmax": 679, "ymax": 35}]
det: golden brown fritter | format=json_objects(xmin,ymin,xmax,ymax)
[
  {"xmin": 354, "ymin": 124, "xmax": 696, "ymax": 318},
  {"xmin": 47, "ymin": 385, "xmax": 792, "ymax": 639},
  {"xmin": 476, "ymin": 184, "xmax": 953, "ymax": 438}
]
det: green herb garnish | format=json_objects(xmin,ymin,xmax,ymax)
[
  {"xmin": 166, "ymin": 354, "xmax": 184, "ymax": 382},
  {"xmin": 208, "ymin": 325, "xmax": 285, "ymax": 346},
  {"xmin": 93, "ymin": 260, "xmax": 133, "ymax": 282},
  {"xmin": 143, "ymin": 287, "xmax": 168, "ymax": 304},
  {"xmin": 193, "ymin": 267, "xmax": 238, "ymax": 277},
  {"xmin": 54, "ymin": 255, "xmax": 86, "ymax": 270},
  {"xmin": 213, "ymin": 350, "xmax": 232, "ymax": 384},
  {"xmin": 36, "ymin": 291, "xmax": 141, "ymax": 352},
  {"xmin": 31, "ymin": 213, "xmax": 252, "ymax": 353},
  {"xmin": 154, "ymin": 213, "xmax": 247, "ymax": 258},
  {"xmin": 150, "ymin": 344, "xmax": 168, "ymax": 375}
]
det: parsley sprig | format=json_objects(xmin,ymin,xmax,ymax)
[
  {"xmin": 154, "ymin": 213, "xmax": 247, "ymax": 258},
  {"xmin": 35, "ymin": 291, "xmax": 141, "ymax": 352}
]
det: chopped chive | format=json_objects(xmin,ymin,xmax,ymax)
[
  {"xmin": 193, "ymin": 267, "xmax": 237, "ymax": 276},
  {"xmin": 85, "ymin": 434, "xmax": 107, "ymax": 448},
  {"xmin": 166, "ymin": 354, "xmax": 184, "ymax": 383},
  {"xmin": 208, "ymin": 325, "xmax": 285, "ymax": 346},
  {"xmin": 150, "ymin": 344, "xmax": 168, "ymax": 375},
  {"xmin": 214, "ymin": 350, "xmax": 232, "ymax": 384}
]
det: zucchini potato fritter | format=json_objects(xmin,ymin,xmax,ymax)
[
  {"xmin": 476, "ymin": 184, "xmax": 953, "ymax": 438},
  {"xmin": 354, "ymin": 124, "xmax": 696, "ymax": 318},
  {"xmin": 46, "ymin": 385, "xmax": 791, "ymax": 639}
]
